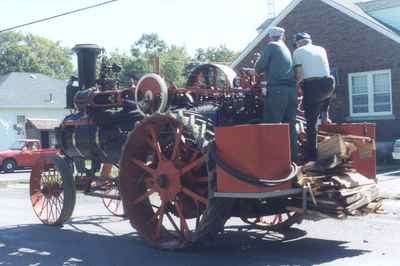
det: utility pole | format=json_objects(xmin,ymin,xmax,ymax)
[{"xmin": 267, "ymin": 0, "xmax": 276, "ymax": 18}]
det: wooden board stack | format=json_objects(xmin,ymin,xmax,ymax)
[{"xmin": 297, "ymin": 134, "xmax": 383, "ymax": 219}]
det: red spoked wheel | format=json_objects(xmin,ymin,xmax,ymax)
[
  {"xmin": 102, "ymin": 168, "xmax": 125, "ymax": 217},
  {"xmin": 103, "ymin": 186, "xmax": 125, "ymax": 217},
  {"xmin": 119, "ymin": 114, "xmax": 210, "ymax": 249},
  {"xmin": 241, "ymin": 212, "xmax": 303, "ymax": 231},
  {"xmin": 30, "ymin": 156, "xmax": 76, "ymax": 226}
]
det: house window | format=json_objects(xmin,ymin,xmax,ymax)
[
  {"xmin": 348, "ymin": 70, "xmax": 392, "ymax": 117},
  {"xmin": 17, "ymin": 115, "xmax": 26, "ymax": 124}
]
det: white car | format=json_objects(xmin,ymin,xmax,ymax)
[{"xmin": 392, "ymin": 139, "xmax": 400, "ymax": 160}]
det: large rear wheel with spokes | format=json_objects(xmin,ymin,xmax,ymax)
[{"xmin": 119, "ymin": 113, "xmax": 227, "ymax": 249}]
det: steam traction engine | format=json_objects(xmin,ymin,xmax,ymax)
[{"xmin": 30, "ymin": 44, "xmax": 378, "ymax": 250}]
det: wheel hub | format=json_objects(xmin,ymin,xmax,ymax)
[
  {"xmin": 157, "ymin": 174, "xmax": 169, "ymax": 188},
  {"xmin": 152, "ymin": 160, "xmax": 182, "ymax": 202},
  {"xmin": 145, "ymin": 90, "xmax": 154, "ymax": 101},
  {"xmin": 42, "ymin": 184, "xmax": 61, "ymax": 198}
]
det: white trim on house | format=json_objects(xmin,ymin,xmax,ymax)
[
  {"xmin": 231, "ymin": 0, "xmax": 400, "ymax": 69},
  {"xmin": 348, "ymin": 69, "xmax": 393, "ymax": 118}
]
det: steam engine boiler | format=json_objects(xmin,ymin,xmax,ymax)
[{"xmin": 57, "ymin": 45, "xmax": 141, "ymax": 173}]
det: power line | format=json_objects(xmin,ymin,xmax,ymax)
[{"xmin": 0, "ymin": 0, "xmax": 120, "ymax": 33}]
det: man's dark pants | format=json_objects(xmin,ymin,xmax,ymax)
[
  {"xmin": 301, "ymin": 77, "xmax": 335, "ymax": 161},
  {"xmin": 264, "ymin": 85, "xmax": 298, "ymax": 162}
]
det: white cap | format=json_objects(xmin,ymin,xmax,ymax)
[{"xmin": 268, "ymin": 27, "xmax": 285, "ymax": 38}]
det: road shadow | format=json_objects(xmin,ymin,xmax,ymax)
[
  {"xmin": 0, "ymin": 216, "xmax": 369, "ymax": 266},
  {"xmin": 377, "ymin": 164, "xmax": 400, "ymax": 175}
]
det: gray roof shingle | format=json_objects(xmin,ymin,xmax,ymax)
[{"xmin": 0, "ymin": 72, "xmax": 67, "ymax": 108}]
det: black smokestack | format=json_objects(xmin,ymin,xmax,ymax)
[{"xmin": 72, "ymin": 44, "xmax": 101, "ymax": 90}]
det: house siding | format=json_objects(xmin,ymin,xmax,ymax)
[
  {"xmin": 0, "ymin": 108, "xmax": 67, "ymax": 150},
  {"xmin": 235, "ymin": 0, "xmax": 400, "ymax": 142}
]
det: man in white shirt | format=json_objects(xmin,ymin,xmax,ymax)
[{"xmin": 293, "ymin": 32, "xmax": 335, "ymax": 161}]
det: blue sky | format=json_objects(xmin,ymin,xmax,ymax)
[{"xmin": 1, "ymin": 0, "xmax": 291, "ymax": 55}]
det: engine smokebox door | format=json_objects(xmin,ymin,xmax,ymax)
[{"xmin": 215, "ymin": 124, "xmax": 293, "ymax": 193}]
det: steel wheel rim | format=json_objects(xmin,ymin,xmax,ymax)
[
  {"xmin": 241, "ymin": 212, "xmax": 299, "ymax": 231},
  {"xmin": 135, "ymin": 74, "xmax": 168, "ymax": 116},
  {"xmin": 6, "ymin": 162, "xmax": 13, "ymax": 170},
  {"xmin": 120, "ymin": 115, "xmax": 209, "ymax": 249},
  {"xmin": 102, "ymin": 182, "xmax": 125, "ymax": 217},
  {"xmin": 30, "ymin": 158, "xmax": 65, "ymax": 225}
]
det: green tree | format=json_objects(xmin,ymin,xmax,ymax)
[
  {"xmin": 195, "ymin": 45, "xmax": 238, "ymax": 64},
  {"xmin": 0, "ymin": 32, "xmax": 73, "ymax": 79},
  {"xmin": 109, "ymin": 33, "xmax": 239, "ymax": 87},
  {"xmin": 160, "ymin": 45, "xmax": 190, "ymax": 87},
  {"xmin": 107, "ymin": 50, "xmax": 150, "ymax": 84},
  {"xmin": 132, "ymin": 33, "xmax": 167, "ymax": 59},
  {"xmin": 130, "ymin": 33, "xmax": 190, "ymax": 87}
]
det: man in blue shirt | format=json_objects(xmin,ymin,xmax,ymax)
[{"xmin": 255, "ymin": 27, "xmax": 297, "ymax": 162}]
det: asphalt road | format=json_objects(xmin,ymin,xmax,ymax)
[{"xmin": 1, "ymin": 171, "xmax": 400, "ymax": 266}]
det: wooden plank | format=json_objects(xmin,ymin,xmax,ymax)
[
  {"xmin": 343, "ymin": 193, "xmax": 363, "ymax": 205},
  {"xmin": 339, "ymin": 184, "xmax": 376, "ymax": 197},
  {"xmin": 345, "ymin": 187, "xmax": 379, "ymax": 212},
  {"xmin": 301, "ymin": 161, "xmax": 326, "ymax": 174},
  {"xmin": 311, "ymin": 198, "xmax": 344, "ymax": 211},
  {"xmin": 332, "ymin": 172, "xmax": 375, "ymax": 189},
  {"xmin": 361, "ymin": 200, "xmax": 384, "ymax": 214},
  {"xmin": 317, "ymin": 135, "xmax": 348, "ymax": 162}
]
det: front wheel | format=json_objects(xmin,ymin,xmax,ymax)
[{"xmin": 30, "ymin": 156, "xmax": 76, "ymax": 225}]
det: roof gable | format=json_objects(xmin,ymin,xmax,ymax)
[{"xmin": 232, "ymin": 0, "xmax": 400, "ymax": 68}]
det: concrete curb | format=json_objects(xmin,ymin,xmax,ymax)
[{"xmin": 0, "ymin": 179, "xmax": 29, "ymax": 187}]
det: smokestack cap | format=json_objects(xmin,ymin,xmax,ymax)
[{"xmin": 72, "ymin": 44, "xmax": 102, "ymax": 53}]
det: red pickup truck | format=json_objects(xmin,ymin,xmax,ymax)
[{"xmin": 0, "ymin": 139, "xmax": 58, "ymax": 173}]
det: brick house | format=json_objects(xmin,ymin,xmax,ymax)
[{"xmin": 232, "ymin": 0, "xmax": 400, "ymax": 157}]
